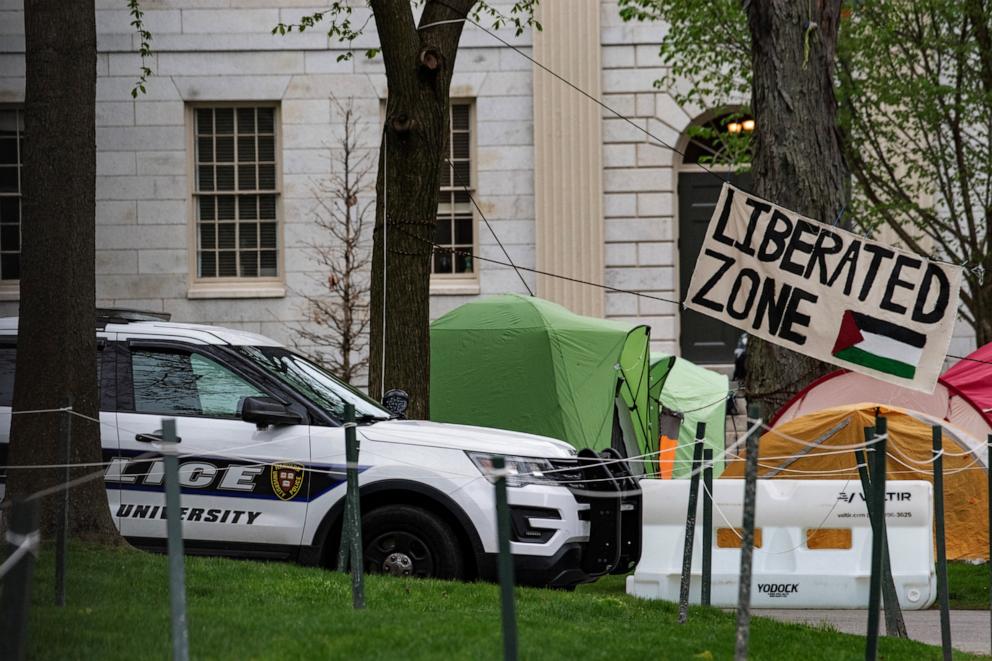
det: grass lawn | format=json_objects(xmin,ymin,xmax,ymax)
[
  {"xmin": 946, "ymin": 562, "xmax": 991, "ymax": 610},
  {"xmin": 22, "ymin": 545, "xmax": 988, "ymax": 660}
]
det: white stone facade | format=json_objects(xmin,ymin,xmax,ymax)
[{"xmin": 0, "ymin": 0, "xmax": 976, "ymax": 374}]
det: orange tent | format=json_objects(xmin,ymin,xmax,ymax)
[{"xmin": 722, "ymin": 404, "xmax": 989, "ymax": 560}]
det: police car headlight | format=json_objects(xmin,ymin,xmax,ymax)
[{"xmin": 466, "ymin": 452, "xmax": 556, "ymax": 488}]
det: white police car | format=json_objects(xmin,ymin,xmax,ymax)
[{"xmin": 0, "ymin": 311, "xmax": 640, "ymax": 588}]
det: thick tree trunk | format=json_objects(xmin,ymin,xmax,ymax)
[
  {"xmin": 4, "ymin": 0, "xmax": 119, "ymax": 541},
  {"xmin": 969, "ymin": 284, "xmax": 992, "ymax": 347},
  {"xmin": 744, "ymin": 0, "xmax": 849, "ymax": 418},
  {"xmin": 367, "ymin": 1, "xmax": 473, "ymax": 418}
]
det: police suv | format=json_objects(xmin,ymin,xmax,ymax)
[{"xmin": 0, "ymin": 311, "xmax": 640, "ymax": 588}]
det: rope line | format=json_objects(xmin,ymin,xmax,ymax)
[
  {"xmin": 699, "ymin": 477, "xmax": 854, "ymax": 555},
  {"xmin": 392, "ymin": 222, "xmax": 682, "ymax": 305},
  {"xmin": 435, "ymin": 0, "xmax": 732, "ymax": 187},
  {"xmin": 0, "ymin": 530, "xmax": 40, "ymax": 580},
  {"xmin": 411, "ymin": 0, "xmax": 992, "ymax": 371},
  {"xmin": 443, "ymin": 155, "xmax": 533, "ymax": 295},
  {"xmin": 380, "ymin": 126, "xmax": 388, "ymax": 400}
]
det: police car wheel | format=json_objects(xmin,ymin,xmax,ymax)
[{"xmin": 362, "ymin": 505, "xmax": 465, "ymax": 580}]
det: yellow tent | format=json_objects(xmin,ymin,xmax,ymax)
[{"xmin": 721, "ymin": 403, "xmax": 989, "ymax": 560}]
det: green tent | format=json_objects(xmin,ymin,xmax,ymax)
[
  {"xmin": 649, "ymin": 352, "xmax": 729, "ymax": 478},
  {"xmin": 430, "ymin": 294, "xmax": 653, "ymax": 457}
]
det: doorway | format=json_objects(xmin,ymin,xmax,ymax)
[{"xmin": 677, "ymin": 170, "xmax": 751, "ymax": 364}]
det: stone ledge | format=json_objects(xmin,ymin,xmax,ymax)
[
  {"xmin": 187, "ymin": 281, "xmax": 285, "ymax": 300},
  {"xmin": 429, "ymin": 280, "xmax": 481, "ymax": 297},
  {"xmin": 0, "ymin": 281, "xmax": 18, "ymax": 301}
]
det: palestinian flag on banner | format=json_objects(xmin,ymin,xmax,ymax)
[{"xmin": 831, "ymin": 310, "xmax": 927, "ymax": 379}]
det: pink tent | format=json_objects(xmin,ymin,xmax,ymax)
[{"xmin": 773, "ymin": 343, "xmax": 992, "ymax": 444}]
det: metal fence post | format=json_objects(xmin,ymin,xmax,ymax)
[
  {"xmin": 0, "ymin": 498, "xmax": 40, "ymax": 661},
  {"xmin": 342, "ymin": 404, "xmax": 365, "ymax": 609},
  {"xmin": 865, "ymin": 417, "xmax": 888, "ymax": 661},
  {"xmin": 336, "ymin": 491, "xmax": 351, "ymax": 573},
  {"xmin": 857, "ymin": 429, "xmax": 906, "ymax": 640},
  {"xmin": 337, "ymin": 405, "xmax": 354, "ymax": 573},
  {"xmin": 162, "ymin": 418, "xmax": 190, "ymax": 661},
  {"xmin": 55, "ymin": 398, "xmax": 71, "ymax": 607},
  {"xmin": 734, "ymin": 405, "xmax": 761, "ymax": 661},
  {"xmin": 678, "ymin": 428, "xmax": 705, "ymax": 624},
  {"xmin": 702, "ymin": 447, "xmax": 713, "ymax": 607},
  {"xmin": 932, "ymin": 425, "xmax": 952, "ymax": 660},
  {"xmin": 493, "ymin": 455, "xmax": 518, "ymax": 661}
]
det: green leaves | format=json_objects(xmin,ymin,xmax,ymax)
[
  {"xmin": 472, "ymin": 0, "xmax": 543, "ymax": 37},
  {"xmin": 621, "ymin": 0, "xmax": 992, "ymax": 334},
  {"xmin": 618, "ymin": 0, "xmax": 750, "ymax": 111},
  {"xmin": 269, "ymin": 2, "xmax": 541, "ymax": 63},
  {"xmin": 127, "ymin": 0, "xmax": 153, "ymax": 98}
]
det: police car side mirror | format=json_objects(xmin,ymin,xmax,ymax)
[
  {"xmin": 241, "ymin": 396, "xmax": 303, "ymax": 428},
  {"xmin": 382, "ymin": 388, "xmax": 409, "ymax": 418}
]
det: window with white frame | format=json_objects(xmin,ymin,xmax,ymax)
[
  {"xmin": 433, "ymin": 102, "xmax": 475, "ymax": 277},
  {"xmin": 0, "ymin": 109, "xmax": 22, "ymax": 281},
  {"xmin": 192, "ymin": 105, "xmax": 279, "ymax": 280}
]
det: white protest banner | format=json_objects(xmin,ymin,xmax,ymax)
[{"xmin": 685, "ymin": 183, "xmax": 962, "ymax": 393}]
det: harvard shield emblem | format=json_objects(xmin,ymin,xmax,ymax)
[{"xmin": 270, "ymin": 463, "xmax": 305, "ymax": 501}]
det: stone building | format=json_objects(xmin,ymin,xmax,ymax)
[{"xmin": 0, "ymin": 0, "xmax": 976, "ymax": 383}]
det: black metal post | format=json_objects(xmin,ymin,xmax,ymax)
[
  {"xmin": 854, "ymin": 443, "xmax": 871, "ymax": 501},
  {"xmin": 702, "ymin": 447, "xmax": 713, "ymax": 607},
  {"xmin": 0, "ymin": 498, "xmax": 40, "ymax": 661},
  {"xmin": 337, "ymin": 404, "xmax": 356, "ymax": 574},
  {"xmin": 865, "ymin": 418, "xmax": 888, "ymax": 661},
  {"xmin": 734, "ymin": 405, "xmax": 761, "ymax": 661},
  {"xmin": 858, "ymin": 429, "xmax": 906, "ymax": 639},
  {"xmin": 336, "ymin": 491, "xmax": 351, "ymax": 572},
  {"xmin": 342, "ymin": 404, "xmax": 365, "ymax": 609},
  {"xmin": 933, "ymin": 425, "xmax": 952, "ymax": 660},
  {"xmin": 678, "ymin": 427, "xmax": 705, "ymax": 624},
  {"xmin": 493, "ymin": 455, "xmax": 518, "ymax": 661},
  {"xmin": 55, "ymin": 398, "xmax": 71, "ymax": 607},
  {"xmin": 163, "ymin": 418, "xmax": 190, "ymax": 661}
]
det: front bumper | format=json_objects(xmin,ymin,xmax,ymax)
[
  {"xmin": 480, "ymin": 450, "xmax": 642, "ymax": 588},
  {"xmin": 479, "ymin": 542, "xmax": 592, "ymax": 589}
]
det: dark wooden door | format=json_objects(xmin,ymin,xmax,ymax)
[{"xmin": 677, "ymin": 171, "xmax": 751, "ymax": 363}]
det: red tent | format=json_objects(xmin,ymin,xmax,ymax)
[{"xmin": 942, "ymin": 342, "xmax": 992, "ymax": 427}]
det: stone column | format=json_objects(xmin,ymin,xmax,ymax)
[{"xmin": 532, "ymin": 0, "xmax": 604, "ymax": 316}]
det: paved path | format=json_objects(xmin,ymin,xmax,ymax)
[{"xmin": 756, "ymin": 609, "xmax": 990, "ymax": 655}]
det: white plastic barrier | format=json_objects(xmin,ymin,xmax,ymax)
[{"xmin": 627, "ymin": 479, "xmax": 936, "ymax": 609}]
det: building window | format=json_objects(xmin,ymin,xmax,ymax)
[
  {"xmin": 433, "ymin": 102, "xmax": 474, "ymax": 277},
  {"xmin": 0, "ymin": 109, "xmax": 22, "ymax": 281},
  {"xmin": 193, "ymin": 105, "xmax": 279, "ymax": 280}
]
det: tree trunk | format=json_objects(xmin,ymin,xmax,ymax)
[
  {"xmin": 4, "ymin": 0, "xmax": 119, "ymax": 542},
  {"xmin": 367, "ymin": 1, "xmax": 473, "ymax": 418},
  {"xmin": 969, "ymin": 283, "xmax": 992, "ymax": 347},
  {"xmin": 744, "ymin": 0, "xmax": 849, "ymax": 418}
]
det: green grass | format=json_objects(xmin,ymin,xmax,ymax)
[
  {"xmin": 946, "ymin": 562, "xmax": 991, "ymax": 610},
  {"xmin": 24, "ymin": 545, "xmax": 988, "ymax": 660}
]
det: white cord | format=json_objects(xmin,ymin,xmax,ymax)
[
  {"xmin": 0, "ymin": 530, "xmax": 40, "ymax": 580},
  {"xmin": 417, "ymin": 18, "xmax": 466, "ymax": 30},
  {"xmin": 381, "ymin": 129, "xmax": 388, "ymax": 400}
]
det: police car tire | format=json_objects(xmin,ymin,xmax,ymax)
[{"xmin": 362, "ymin": 505, "xmax": 465, "ymax": 580}]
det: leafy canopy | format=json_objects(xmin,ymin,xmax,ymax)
[{"xmin": 619, "ymin": 0, "xmax": 992, "ymax": 339}]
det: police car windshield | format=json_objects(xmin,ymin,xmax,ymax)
[{"xmin": 236, "ymin": 346, "xmax": 391, "ymax": 422}]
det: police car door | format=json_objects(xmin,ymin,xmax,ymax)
[
  {"xmin": 115, "ymin": 341, "xmax": 311, "ymax": 555},
  {"xmin": 0, "ymin": 334, "xmax": 119, "ymax": 511}
]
